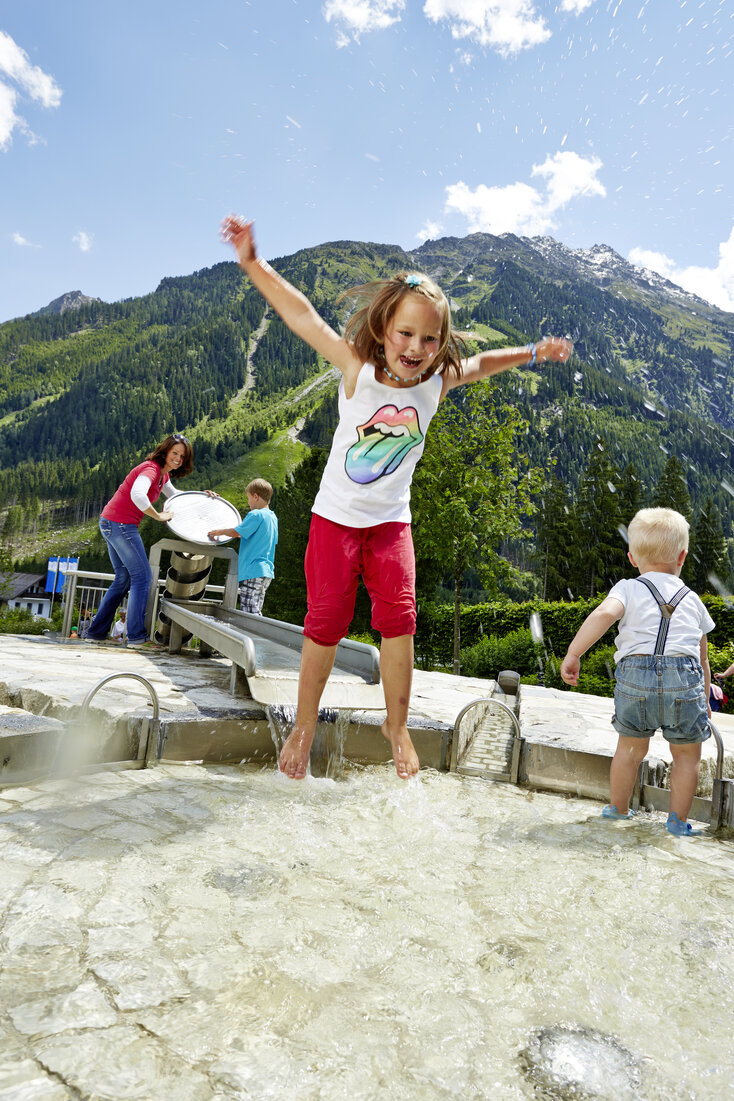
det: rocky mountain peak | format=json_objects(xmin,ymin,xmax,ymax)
[{"xmin": 39, "ymin": 290, "xmax": 102, "ymax": 315}]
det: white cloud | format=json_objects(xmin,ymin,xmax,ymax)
[
  {"xmin": 11, "ymin": 232, "xmax": 40, "ymax": 249},
  {"xmin": 442, "ymin": 150, "xmax": 605, "ymax": 237},
  {"xmin": 0, "ymin": 81, "xmax": 19, "ymax": 147},
  {"xmin": 531, "ymin": 151, "xmax": 606, "ymax": 211},
  {"xmin": 627, "ymin": 248, "xmax": 676, "ymax": 280},
  {"xmin": 323, "ymin": 0, "xmax": 405, "ymax": 40},
  {"xmin": 416, "ymin": 219, "xmax": 444, "ymax": 242},
  {"xmin": 73, "ymin": 230, "xmax": 93, "ymax": 253},
  {"xmin": 559, "ymin": 0, "xmax": 594, "ymax": 13},
  {"xmin": 423, "ymin": 0, "xmax": 550, "ymax": 56},
  {"xmin": 324, "ymin": 0, "xmax": 591, "ymax": 52},
  {"xmin": 0, "ymin": 30, "xmax": 61, "ymax": 150},
  {"xmin": 445, "ymin": 179, "xmax": 550, "ymax": 235},
  {"xmin": 629, "ymin": 228, "xmax": 734, "ymax": 312}
]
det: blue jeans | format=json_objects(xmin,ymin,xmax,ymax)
[
  {"xmin": 612, "ymin": 655, "xmax": 710, "ymax": 744},
  {"xmin": 88, "ymin": 519, "xmax": 152, "ymax": 643}
]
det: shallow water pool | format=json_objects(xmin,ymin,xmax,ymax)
[{"xmin": 1, "ymin": 762, "xmax": 732, "ymax": 1099}]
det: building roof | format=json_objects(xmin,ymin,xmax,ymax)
[{"xmin": 0, "ymin": 573, "xmax": 46, "ymax": 601}]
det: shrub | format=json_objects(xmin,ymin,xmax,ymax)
[
  {"xmin": 461, "ymin": 628, "xmax": 545, "ymax": 679},
  {"xmin": 0, "ymin": 608, "xmax": 53, "ymax": 635}
]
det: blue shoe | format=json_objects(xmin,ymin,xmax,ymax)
[
  {"xmin": 666, "ymin": 812, "xmax": 703, "ymax": 837},
  {"xmin": 602, "ymin": 804, "xmax": 635, "ymax": 820}
]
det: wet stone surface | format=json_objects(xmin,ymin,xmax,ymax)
[
  {"xmin": 518, "ymin": 1025, "xmax": 643, "ymax": 1100},
  {"xmin": 0, "ymin": 761, "xmax": 732, "ymax": 1100}
]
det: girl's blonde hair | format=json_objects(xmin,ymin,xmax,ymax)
[
  {"xmin": 340, "ymin": 272, "xmax": 466, "ymax": 380},
  {"xmin": 627, "ymin": 507, "xmax": 689, "ymax": 564}
]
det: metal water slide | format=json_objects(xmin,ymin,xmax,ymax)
[
  {"xmin": 147, "ymin": 493, "xmax": 384, "ymax": 709},
  {"xmin": 160, "ymin": 599, "xmax": 384, "ymax": 708}
]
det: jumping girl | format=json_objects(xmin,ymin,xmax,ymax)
[{"xmin": 221, "ymin": 215, "xmax": 572, "ymax": 779}]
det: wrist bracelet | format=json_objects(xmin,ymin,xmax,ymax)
[{"xmin": 526, "ymin": 343, "xmax": 537, "ymax": 367}]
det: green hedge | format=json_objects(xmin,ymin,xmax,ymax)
[
  {"xmin": 416, "ymin": 594, "xmax": 734, "ymax": 670},
  {"xmin": 416, "ymin": 597, "xmax": 603, "ymax": 669}
]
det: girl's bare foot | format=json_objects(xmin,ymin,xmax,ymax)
[
  {"xmin": 278, "ymin": 726, "xmax": 314, "ymax": 779},
  {"xmin": 382, "ymin": 721, "xmax": 420, "ymax": 779}
]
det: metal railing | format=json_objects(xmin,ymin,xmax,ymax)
[
  {"xmin": 60, "ymin": 568, "xmax": 226, "ymax": 639},
  {"xmin": 79, "ymin": 672, "xmax": 161, "ymax": 769}
]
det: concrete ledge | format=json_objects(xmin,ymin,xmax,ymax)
[
  {"xmin": 519, "ymin": 741, "xmax": 612, "ymax": 802},
  {"xmin": 156, "ymin": 710, "xmax": 451, "ymax": 773},
  {"xmin": 0, "ymin": 707, "xmax": 66, "ymax": 787}
]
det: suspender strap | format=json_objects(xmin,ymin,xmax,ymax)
[{"xmin": 635, "ymin": 577, "xmax": 690, "ymax": 655}]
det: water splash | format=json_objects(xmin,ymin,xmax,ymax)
[
  {"xmin": 266, "ymin": 703, "xmax": 296, "ymax": 761},
  {"xmin": 708, "ymin": 573, "xmax": 734, "ymax": 605},
  {"xmin": 265, "ymin": 704, "xmax": 352, "ymax": 778},
  {"xmin": 529, "ymin": 612, "xmax": 544, "ymax": 644}
]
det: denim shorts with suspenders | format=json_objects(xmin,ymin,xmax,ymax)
[{"xmin": 612, "ymin": 578, "xmax": 710, "ymax": 744}]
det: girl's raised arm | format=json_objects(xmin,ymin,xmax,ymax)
[
  {"xmin": 441, "ymin": 335, "xmax": 573, "ymax": 397},
  {"xmin": 220, "ymin": 216, "xmax": 360, "ymax": 378}
]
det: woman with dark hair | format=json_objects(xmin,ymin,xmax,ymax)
[{"xmin": 86, "ymin": 434, "xmax": 195, "ymax": 647}]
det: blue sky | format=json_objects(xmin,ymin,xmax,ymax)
[{"xmin": 2, "ymin": 0, "xmax": 733, "ymax": 323}]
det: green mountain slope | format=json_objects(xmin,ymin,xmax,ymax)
[{"xmin": 1, "ymin": 232, "xmax": 733, "ymax": 570}]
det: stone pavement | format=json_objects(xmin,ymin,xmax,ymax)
[
  {"xmin": 1, "ymin": 634, "xmax": 733, "ymax": 1098},
  {"xmin": 1, "ymin": 634, "xmax": 733, "ymax": 790},
  {"xmin": 1, "ymin": 760, "xmax": 732, "ymax": 1100}
]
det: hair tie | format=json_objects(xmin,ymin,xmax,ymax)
[{"xmin": 406, "ymin": 274, "xmax": 422, "ymax": 288}]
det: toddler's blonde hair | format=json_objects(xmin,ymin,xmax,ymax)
[{"xmin": 627, "ymin": 507, "xmax": 689, "ymax": 564}]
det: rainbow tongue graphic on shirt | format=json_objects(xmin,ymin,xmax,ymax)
[{"xmin": 345, "ymin": 404, "xmax": 424, "ymax": 484}]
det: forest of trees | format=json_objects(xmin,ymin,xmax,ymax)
[{"xmin": 2, "ymin": 231, "xmax": 733, "ymax": 604}]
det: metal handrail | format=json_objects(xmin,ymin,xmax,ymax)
[
  {"xmin": 709, "ymin": 719, "xmax": 724, "ymax": 782},
  {"xmin": 79, "ymin": 673, "xmax": 161, "ymax": 767},
  {"xmin": 60, "ymin": 566, "xmax": 228, "ymax": 639}
]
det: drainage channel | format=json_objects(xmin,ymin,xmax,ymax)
[{"xmin": 452, "ymin": 695, "xmax": 734, "ymax": 832}]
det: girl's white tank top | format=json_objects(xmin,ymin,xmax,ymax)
[{"xmin": 312, "ymin": 362, "xmax": 443, "ymax": 528}]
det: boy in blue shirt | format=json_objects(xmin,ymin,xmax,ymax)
[
  {"xmin": 560, "ymin": 507, "xmax": 713, "ymax": 837},
  {"xmin": 208, "ymin": 478, "xmax": 278, "ymax": 615}
]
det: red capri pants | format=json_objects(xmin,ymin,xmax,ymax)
[{"xmin": 303, "ymin": 513, "xmax": 416, "ymax": 646}]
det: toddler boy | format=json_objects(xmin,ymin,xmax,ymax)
[
  {"xmin": 208, "ymin": 478, "xmax": 278, "ymax": 615},
  {"xmin": 560, "ymin": 507, "xmax": 713, "ymax": 836}
]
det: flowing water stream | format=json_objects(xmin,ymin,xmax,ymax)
[
  {"xmin": 266, "ymin": 705, "xmax": 352, "ymax": 779},
  {"xmin": 1, "ymin": 761, "xmax": 732, "ymax": 1099}
]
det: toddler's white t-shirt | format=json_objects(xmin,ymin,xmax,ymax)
[{"xmin": 608, "ymin": 572, "xmax": 714, "ymax": 662}]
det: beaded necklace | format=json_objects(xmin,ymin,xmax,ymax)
[{"xmin": 380, "ymin": 362, "xmax": 433, "ymax": 387}]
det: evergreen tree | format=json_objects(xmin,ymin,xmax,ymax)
[
  {"xmin": 617, "ymin": 462, "xmax": 644, "ymax": 523},
  {"xmin": 651, "ymin": 455, "xmax": 695, "ymax": 583},
  {"xmin": 652, "ymin": 455, "xmax": 692, "ymax": 518},
  {"xmin": 570, "ymin": 440, "xmax": 626, "ymax": 598},
  {"xmin": 690, "ymin": 498, "xmax": 728, "ymax": 593},
  {"xmin": 535, "ymin": 475, "xmax": 576, "ymax": 601},
  {"xmin": 412, "ymin": 382, "xmax": 543, "ymax": 673}
]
